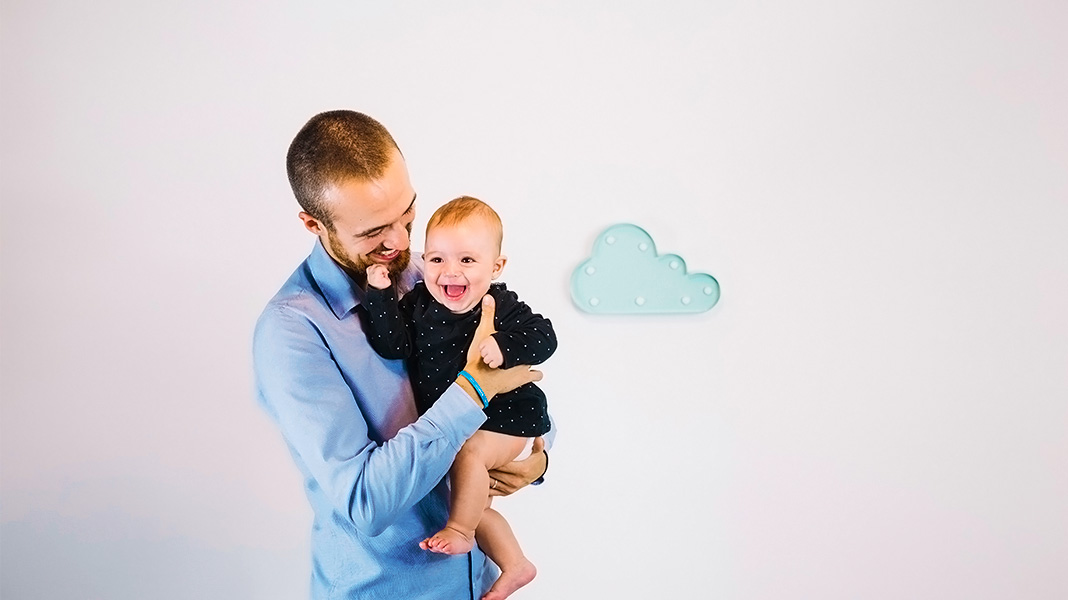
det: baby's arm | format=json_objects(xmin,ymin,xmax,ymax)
[
  {"xmin": 362, "ymin": 275, "xmax": 414, "ymax": 360},
  {"xmin": 489, "ymin": 288, "xmax": 557, "ymax": 368}
]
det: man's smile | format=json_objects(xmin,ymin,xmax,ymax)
[{"xmin": 373, "ymin": 249, "xmax": 401, "ymax": 261}]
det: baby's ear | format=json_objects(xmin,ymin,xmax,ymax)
[{"xmin": 492, "ymin": 255, "xmax": 508, "ymax": 279}]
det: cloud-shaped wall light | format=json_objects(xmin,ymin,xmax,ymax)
[{"xmin": 571, "ymin": 224, "xmax": 720, "ymax": 315}]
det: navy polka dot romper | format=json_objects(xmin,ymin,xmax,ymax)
[{"xmin": 363, "ymin": 282, "xmax": 555, "ymax": 437}]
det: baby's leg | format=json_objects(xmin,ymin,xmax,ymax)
[
  {"xmin": 477, "ymin": 503, "xmax": 537, "ymax": 600},
  {"xmin": 421, "ymin": 431, "xmax": 525, "ymax": 555}
]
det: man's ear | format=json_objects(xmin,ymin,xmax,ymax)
[
  {"xmin": 492, "ymin": 255, "xmax": 508, "ymax": 279},
  {"xmin": 299, "ymin": 211, "xmax": 326, "ymax": 236}
]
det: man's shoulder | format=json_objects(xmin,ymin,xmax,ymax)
[
  {"xmin": 261, "ymin": 285, "xmax": 322, "ymax": 321},
  {"xmin": 265, "ymin": 257, "xmax": 314, "ymax": 301},
  {"xmin": 256, "ymin": 259, "xmax": 331, "ymax": 330}
]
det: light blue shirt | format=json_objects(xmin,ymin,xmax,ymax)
[{"xmin": 254, "ymin": 241, "xmax": 496, "ymax": 599}]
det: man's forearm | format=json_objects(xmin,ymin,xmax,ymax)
[
  {"xmin": 255, "ymin": 307, "xmax": 485, "ymax": 535},
  {"xmin": 342, "ymin": 388, "xmax": 485, "ymax": 534}
]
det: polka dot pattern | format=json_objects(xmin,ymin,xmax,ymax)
[{"xmin": 363, "ymin": 282, "xmax": 555, "ymax": 437}]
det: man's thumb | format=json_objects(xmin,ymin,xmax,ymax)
[{"xmin": 475, "ymin": 295, "xmax": 496, "ymax": 336}]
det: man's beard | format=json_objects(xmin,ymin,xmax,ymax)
[{"xmin": 326, "ymin": 229, "xmax": 411, "ymax": 284}]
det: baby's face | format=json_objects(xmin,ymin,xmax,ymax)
[{"xmin": 423, "ymin": 220, "xmax": 506, "ymax": 314}]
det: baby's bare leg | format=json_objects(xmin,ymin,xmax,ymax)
[
  {"xmin": 477, "ymin": 504, "xmax": 537, "ymax": 600},
  {"xmin": 421, "ymin": 431, "xmax": 525, "ymax": 555}
]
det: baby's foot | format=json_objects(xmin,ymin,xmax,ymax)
[
  {"xmin": 481, "ymin": 558, "xmax": 537, "ymax": 600},
  {"xmin": 419, "ymin": 525, "xmax": 474, "ymax": 555}
]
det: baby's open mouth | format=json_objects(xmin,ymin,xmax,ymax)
[{"xmin": 443, "ymin": 285, "xmax": 467, "ymax": 300}]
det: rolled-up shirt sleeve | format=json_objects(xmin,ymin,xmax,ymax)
[{"xmin": 254, "ymin": 304, "xmax": 485, "ymax": 536}]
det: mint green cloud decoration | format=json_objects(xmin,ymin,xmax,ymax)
[{"xmin": 571, "ymin": 224, "xmax": 720, "ymax": 314}]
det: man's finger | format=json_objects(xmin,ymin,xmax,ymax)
[
  {"xmin": 468, "ymin": 295, "xmax": 497, "ymax": 362},
  {"xmin": 475, "ymin": 295, "xmax": 496, "ymax": 338},
  {"xmin": 497, "ymin": 365, "xmax": 542, "ymax": 389}
]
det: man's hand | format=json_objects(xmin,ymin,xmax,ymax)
[
  {"xmin": 366, "ymin": 264, "xmax": 391, "ymax": 289},
  {"xmin": 489, "ymin": 437, "xmax": 547, "ymax": 497},
  {"xmin": 455, "ymin": 295, "xmax": 541, "ymax": 405},
  {"xmin": 479, "ymin": 336, "xmax": 504, "ymax": 368}
]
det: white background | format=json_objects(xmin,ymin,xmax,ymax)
[{"xmin": 2, "ymin": 2, "xmax": 1066, "ymax": 598}]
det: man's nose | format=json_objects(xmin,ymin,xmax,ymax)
[{"xmin": 382, "ymin": 223, "xmax": 410, "ymax": 251}]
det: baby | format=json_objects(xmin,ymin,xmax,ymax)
[{"xmin": 363, "ymin": 196, "xmax": 556, "ymax": 600}]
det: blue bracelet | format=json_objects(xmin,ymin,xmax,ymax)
[{"xmin": 458, "ymin": 370, "xmax": 489, "ymax": 408}]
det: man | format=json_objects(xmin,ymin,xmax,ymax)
[{"xmin": 253, "ymin": 110, "xmax": 548, "ymax": 599}]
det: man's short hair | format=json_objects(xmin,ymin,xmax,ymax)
[
  {"xmin": 426, "ymin": 196, "xmax": 504, "ymax": 252},
  {"xmin": 286, "ymin": 110, "xmax": 399, "ymax": 229}
]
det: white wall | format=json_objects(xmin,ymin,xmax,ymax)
[{"xmin": 2, "ymin": 2, "xmax": 1066, "ymax": 598}]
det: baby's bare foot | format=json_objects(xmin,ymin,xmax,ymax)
[
  {"xmin": 420, "ymin": 525, "xmax": 474, "ymax": 555},
  {"xmin": 482, "ymin": 558, "xmax": 536, "ymax": 600}
]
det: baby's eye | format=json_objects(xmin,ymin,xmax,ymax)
[
  {"xmin": 461, "ymin": 257, "xmax": 475, "ymax": 264},
  {"xmin": 429, "ymin": 257, "xmax": 443, "ymax": 263}
]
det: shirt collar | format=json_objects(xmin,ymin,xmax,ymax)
[
  {"xmin": 306, "ymin": 241, "xmax": 425, "ymax": 320},
  {"xmin": 307, "ymin": 240, "xmax": 363, "ymax": 320}
]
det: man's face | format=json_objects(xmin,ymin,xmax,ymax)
[{"xmin": 300, "ymin": 148, "xmax": 416, "ymax": 281}]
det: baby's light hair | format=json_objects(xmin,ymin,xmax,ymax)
[{"xmin": 426, "ymin": 196, "xmax": 504, "ymax": 252}]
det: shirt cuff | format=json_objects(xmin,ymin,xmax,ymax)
[{"xmin": 421, "ymin": 383, "xmax": 487, "ymax": 450}]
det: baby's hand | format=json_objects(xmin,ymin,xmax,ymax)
[
  {"xmin": 366, "ymin": 264, "xmax": 391, "ymax": 289},
  {"xmin": 479, "ymin": 337, "xmax": 504, "ymax": 369}
]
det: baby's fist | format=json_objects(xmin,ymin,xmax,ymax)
[
  {"xmin": 479, "ymin": 337, "xmax": 504, "ymax": 368},
  {"xmin": 366, "ymin": 264, "xmax": 391, "ymax": 289}
]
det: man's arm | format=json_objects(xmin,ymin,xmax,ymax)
[{"xmin": 253, "ymin": 304, "xmax": 482, "ymax": 536}]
